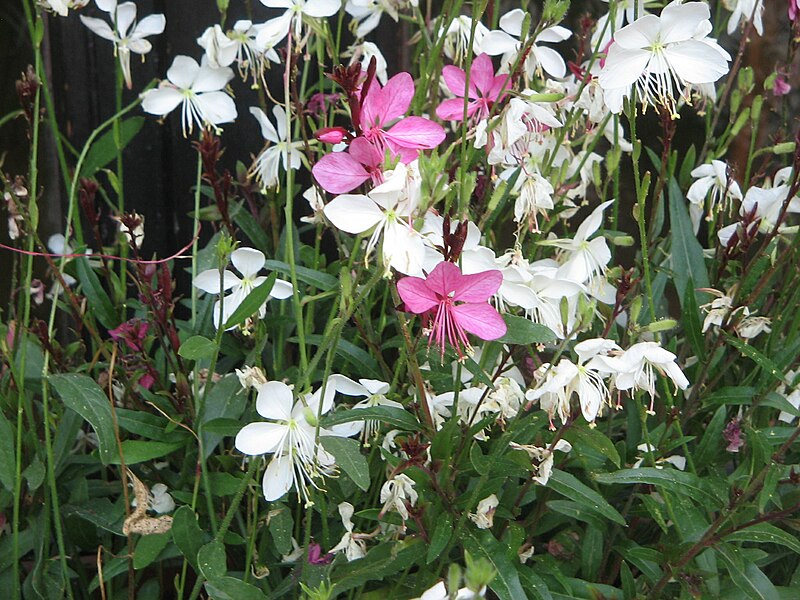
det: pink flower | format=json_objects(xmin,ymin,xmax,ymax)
[
  {"xmin": 358, "ymin": 72, "xmax": 445, "ymax": 163},
  {"xmin": 110, "ymin": 319, "xmax": 150, "ymax": 353},
  {"xmin": 773, "ymin": 73, "xmax": 791, "ymax": 96},
  {"xmin": 436, "ymin": 53, "xmax": 509, "ymax": 122},
  {"xmin": 312, "ymin": 137, "xmax": 385, "ymax": 194},
  {"xmin": 397, "ymin": 260, "xmax": 506, "ymax": 359}
]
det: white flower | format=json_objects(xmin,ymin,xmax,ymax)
[
  {"xmin": 510, "ymin": 439, "xmax": 572, "ymax": 485},
  {"xmin": 440, "ymin": 16, "xmax": 489, "ymax": 63},
  {"xmin": 130, "ymin": 482, "xmax": 175, "ymax": 514},
  {"xmin": 259, "ymin": 0, "xmax": 341, "ymax": 39},
  {"xmin": 736, "ymin": 316, "xmax": 771, "ymax": 339},
  {"xmin": 511, "ymin": 170, "xmax": 554, "ymax": 229},
  {"xmin": 323, "ymin": 163, "xmax": 426, "ymax": 276},
  {"xmin": 236, "ymin": 365, "xmax": 268, "ymax": 389},
  {"xmin": 598, "ymin": 1, "xmax": 731, "ymax": 115},
  {"xmin": 482, "ymin": 9, "xmax": 571, "ymax": 79},
  {"xmin": 198, "ymin": 20, "xmax": 280, "ymax": 86},
  {"xmin": 468, "ymin": 494, "xmax": 498, "ymax": 529},
  {"xmin": 345, "ymin": 0, "xmax": 409, "ymax": 38},
  {"xmin": 412, "ymin": 581, "xmax": 486, "ymax": 600},
  {"xmin": 193, "ymin": 247, "xmax": 293, "ymax": 329},
  {"xmin": 249, "ymin": 106, "xmax": 304, "ymax": 191},
  {"xmin": 329, "ymin": 502, "xmax": 367, "ymax": 561},
  {"xmin": 234, "ymin": 381, "xmax": 338, "ymax": 503},
  {"xmin": 777, "ymin": 371, "xmax": 800, "ymax": 424},
  {"xmin": 328, "ymin": 375, "xmax": 402, "ymax": 440},
  {"xmin": 724, "ymin": 0, "xmax": 764, "ymax": 37},
  {"xmin": 592, "ymin": 0, "xmax": 653, "ymax": 50},
  {"xmin": 141, "ymin": 55, "xmax": 237, "ymax": 137},
  {"xmin": 686, "ymin": 161, "xmax": 742, "ymax": 233},
  {"xmin": 345, "ymin": 41, "xmax": 388, "ymax": 85},
  {"xmin": 80, "ymin": 0, "xmax": 165, "ymax": 89},
  {"xmin": 300, "ymin": 187, "xmax": 326, "ymax": 224},
  {"xmin": 632, "ymin": 443, "xmax": 686, "ymax": 470},
  {"xmin": 379, "ymin": 473, "xmax": 417, "ymax": 520}
]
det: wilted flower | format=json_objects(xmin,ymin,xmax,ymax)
[
  {"xmin": 249, "ymin": 105, "xmax": 304, "ymax": 191},
  {"xmin": 329, "ymin": 502, "xmax": 367, "ymax": 561},
  {"xmin": 379, "ymin": 473, "xmax": 418, "ymax": 519},
  {"xmin": 468, "ymin": 494, "xmax": 498, "ymax": 529}
]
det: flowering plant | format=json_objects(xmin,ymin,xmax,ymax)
[{"xmin": 3, "ymin": 0, "xmax": 800, "ymax": 598}]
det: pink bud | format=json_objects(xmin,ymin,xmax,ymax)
[
  {"xmin": 315, "ymin": 126, "xmax": 347, "ymax": 144},
  {"xmin": 773, "ymin": 74, "xmax": 791, "ymax": 96}
]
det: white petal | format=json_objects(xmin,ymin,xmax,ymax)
[
  {"xmin": 532, "ymin": 46, "xmax": 566, "ymax": 79},
  {"xmin": 79, "ymin": 16, "xmax": 116, "ymax": 41},
  {"xmin": 249, "ymin": 107, "xmax": 279, "ymax": 143},
  {"xmin": 328, "ymin": 374, "xmax": 368, "ymax": 397},
  {"xmin": 194, "ymin": 92, "xmax": 237, "ymax": 126},
  {"xmin": 115, "ymin": 3, "xmax": 137, "ymax": 38},
  {"xmin": 167, "ymin": 55, "xmax": 200, "ymax": 89},
  {"xmin": 302, "ymin": 0, "xmax": 341, "ymax": 18},
  {"xmin": 536, "ymin": 25, "xmax": 571, "ymax": 43},
  {"xmin": 498, "ymin": 8, "xmax": 525, "ymax": 37},
  {"xmin": 323, "ymin": 194, "xmax": 385, "ymax": 234},
  {"xmin": 272, "ymin": 105, "xmax": 288, "ymax": 142},
  {"xmin": 256, "ymin": 381, "xmax": 295, "ymax": 420},
  {"xmin": 96, "ymin": 0, "xmax": 117, "ymax": 12},
  {"xmin": 663, "ymin": 40, "xmax": 729, "ymax": 85},
  {"xmin": 192, "ymin": 64, "xmax": 234, "ymax": 93},
  {"xmin": 133, "ymin": 14, "xmax": 166, "ymax": 37},
  {"xmin": 660, "ymin": 2, "xmax": 710, "ymax": 44},
  {"xmin": 193, "ymin": 268, "xmax": 240, "ymax": 293},
  {"xmin": 235, "ymin": 422, "xmax": 288, "ymax": 455},
  {"xmin": 599, "ymin": 47, "xmax": 650, "ymax": 90},
  {"xmin": 141, "ymin": 87, "xmax": 184, "ymax": 117},
  {"xmin": 613, "ymin": 14, "xmax": 660, "ymax": 49},
  {"xmin": 231, "ymin": 247, "xmax": 266, "ymax": 278},
  {"xmin": 262, "ymin": 455, "xmax": 294, "ymax": 501},
  {"xmin": 481, "ymin": 30, "xmax": 519, "ymax": 56},
  {"xmin": 270, "ymin": 279, "xmax": 294, "ymax": 300},
  {"xmin": 127, "ymin": 38, "xmax": 152, "ymax": 54}
]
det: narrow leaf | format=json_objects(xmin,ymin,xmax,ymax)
[
  {"xmin": 179, "ymin": 335, "xmax": 217, "ymax": 360},
  {"xmin": 669, "ymin": 177, "xmax": 709, "ymax": 307},
  {"xmin": 322, "ymin": 406, "xmax": 420, "ymax": 431},
  {"xmin": 548, "ymin": 470, "xmax": 626, "ymax": 526},
  {"xmin": 498, "ymin": 315, "xmax": 557, "ymax": 345},
  {"xmin": 320, "ymin": 436, "xmax": 370, "ymax": 491},
  {"xmin": 223, "ymin": 272, "xmax": 277, "ymax": 329},
  {"xmin": 81, "ymin": 117, "xmax": 145, "ymax": 176}
]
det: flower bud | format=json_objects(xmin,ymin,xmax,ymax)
[{"xmin": 315, "ymin": 126, "xmax": 348, "ymax": 144}]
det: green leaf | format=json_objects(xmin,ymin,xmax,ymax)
[
  {"xmin": 198, "ymin": 541, "xmax": 227, "ymax": 580},
  {"xmin": 668, "ymin": 177, "xmax": 709, "ymax": 307},
  {"xmin": 301, "ymin": 334, "xmax": 381, "ymax": 379},
  {"xmin": 322, "ymin": 406, "xmax": 420, "ymax": 431},
  {"xmin": 50, "ymin": 373, "xmax": 116, "ymax": 464},
  {"xmin": 109, "ymin": 440, "xmax": 185, "ymax": 465},
  {"xmin": 268, "ymin": 503, "xmax": 294, "ymax": 556},
  {"xmin": 222, "ymin": 272, "xmax": 277, "ymax": 329},
  {"xmin": 204, "ymin": 577, "xmax": 268, "ymax": 600},
  {"xmin": 594, "ymin": 468, "xmax": 724, "ymax": 508},
  {"xmin": 264, "ymin": 259, "xmax": 338, "ymax": 291},
  {"xmin": 724, "ymin": 334, "xmax": 785, "ymax": 383},
  {"xmin": 705, "ymin": 387, "xmax": 757, "ymax": 406},
  {"xmin": 518, "ymin": 568, "xmax": 553, "ymax": 600},
  {"xmin": 115, "ymin": 408, "xmax": 189, "ymax": 443},
  {"xmin": 320, "ymin": 437, "xmax": 369, "ymax": 491},
  {"xmin": 133, "ymin": 533, "xmax": 171, "ymax": 570},
  {"xmin": 0, "ymin": 411, "xmax": 15, "ymax": 491},
  {"xmin": 332, "ymin": 539, "xmax": 423, "ymax": 594},
  {"xmin": 548, "ymin": 470, "xmax": 626, "ymax": 526},
  {"xmin": 172, "ymin": 506, "xmax": 204, "ymax": 570},
  {"xmin": 717, "ymin": 543, "xmax": 780, "ymax": 600},
  {"xmin": 460, "ymin": 528, "xmax": 528, "ymax": 600},
  {"xmin": 563, "ymin": 425, "xmax": 621, "ymax": 468},
  {"xmin": 200, "ymin": 375, "xmax": 248, "ymax": 459},
  {"xmin": 426, "ymin": 513, "xmax": 453, "ymax": 563},
  {"xmin": 63, "ymin": 499, "xmax": 123, "ymax": 535},
  {"xmin": 75, "ymin": 257, "xmax": 119, "ymax": 329},
  {"xmin": 724, "ymin": 523, "xmax": 800, "ymax": 555},
  {"xmin": 203, "ymin": 418, "xmax": 244, "ymax": 437},
  {"xmin": 497, "ymin": 315, "xmax": 557, "ymax": 345},
  {"xmin": 620, "ymin": 561, "xmax": 636, "ymax": 600},
  {"xmin": 81, "ymin": 117, "xmax": 145, "ymax": 176},
  {"xmin": 179, "ymin": 335, "xmax": 218, "ymax": 360},
  {"xmin": 581, "ymin": 526, "xmax": 603, "ymax": 581},
  {"xmin": 231, "ymin": 202, "xmax": 270, "ymax": 254}
]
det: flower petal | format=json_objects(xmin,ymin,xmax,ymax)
[
  {"xmin": 167, "ymin": 55, "xmax": 200, "ymax": 89},
  {"xmin": 663, "ymin": 40, "xmax": 729, "ymax": 84},
  {"xmin": 442, "ymin": 64, "xmax": 467, "ymax": 96},
  {"xmin": 397, "ymin": 275, "xmax": 439, "ymax": 313},
  {"xmin": 194, "ymin": 91, "xmax": 237, "ymax": 125},
  {"xmin": 269, "ymin": 279, "xmax": 294, "ymax": 300},
  {"xmin": 79, "ymin": 16, "xmax": 116, "ymax": 41},
  {"xmin": 250, "ymin": 107, "xmax": 279, "ymax": 143},
  {"xmin": 141, "ymin": 86, "xmax": 184, "ymax": 117},
  {"xmin": 193, "ymin": 268, "xmax": 240, "ymax": 293},
  {"xmin": 452, "ymin": 302, "xmax": 507, "ymax": 340},
  {"xmin": 598, "ymin": 47, "xmax": 650, "ymax": 90},
  {"xmin": 384, "ymin": 116, "xmax": 445, "ymax": 150},
  {"xmin": 133, "ymin": 13, "xmax": 166, "ymax": 37},
  {"xmin": 115, "ymin": 2, "xmax": 137, "ymax": 38},
  {"xmin": 235, "ymin": 422, "xmax": 287, "ymax": 455},
  {"xmin": 192, "ymin": 64, "xmax": 234, "ymax": 93},
  {"xmin": 256, "ymin": 381, "xmax": 294, "ymax": 420},
  {"xmin": 231, "ymin": 247, "xmax": 265, "ymax": 278},
  {"xmin": 452, "ymin": 269, "xmax": 503, "ymax": 303},
  {"xmin": 312, "ymin": 152, "xmax": 370, "ymax": 194},
  {"xmin": 323, "ymin": 194, "xmax": 385, "ymax": 234},
  {"xmin": 470, "ymin": 53, "xmax": 495, "ymax": 94},
  {"xmin": 436, "ymin": 98, "xmax": 473, "ymax": 121},
  {"xmin": 262, "ymin": 455, "xmax": 294, "ymax": 501}
]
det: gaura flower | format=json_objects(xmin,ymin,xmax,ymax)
[
  {"xmin": 259, "ymin": 0, "xmax": 341, "ymax": 39},
  {"xmin": 80, "ymin": 0, "xmax": 165, "ymax": 89},
  {"xmin": 397, "ymin": 260, "xmax": 506, "ymax": 359},
  {"xmin": 436, "ymin": 53, "xmax": 509, "ymax": 122},
  {"xmin": 193, "ymin": 247, "xmax": 293, "ymax": 329},
  {"xmin": 598, "ymin": 1, "xmax": 731, "ymax": 116},
  {"xmin": 724, "ymin": 0, "xmax": 764, "ymax": 37},
  {"xmin": 141, "ymin": 55, "xmax": 237, "ymax": 137},
  {"xmin": 42, "ymin": 0, "xmax": 88, "ymax": 17},
  {"xmin": 686, "ymin": 160, "xmax": 742, "ymax": 233},
  {"xmin": 235, "ymin": 380, "xmax": 339, "ymax": 502},
  {"xmin": 313, "ymin": 136, "xmax": 385, "ymax": 194},
  {"xmin": 249, "ymin": 105, "xmax": 304, "ymax": 191}
]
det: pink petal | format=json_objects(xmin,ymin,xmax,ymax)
[
  {"xmin": 470, "ymin": 53, "xmax": 495, "ymax": 96},
  {"xmin": 384, "ymin": 117, "xmax": 445, "ymax": 151},
  {"xmin": 452, "ymin": 303, "xmax": 507, "ymax": 341},
  {"xmin": 452, "ymin": 269, "xmax": 503, "ymax": 303},
  {"xmin": 361, "ymin": 72, "xmax": 413, "ymax": 129},
  {"xmin": 436, "ymin": 98, "xmax": 475, "ymax": 121},
  {"xmin": 488, "ymin": 74, "xmax": 510, "ymax": 101},
  {"xmin": 397, "ymin": 276, "xmax": 439, "ymax": 313},
  {"xmin": 349, "ymin": 136, "xmax": 384, "ymax": 168},
  {"xmin": 424, "ymin": 260, "xmax": 461, "ymax": 296},
  {"xmin": 442, "ymin": 65, "xmax": 468, "ymax": 97},
  {"xmin": 312, "ymin": 152, "xmax": 370, "ymax": 194}
]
